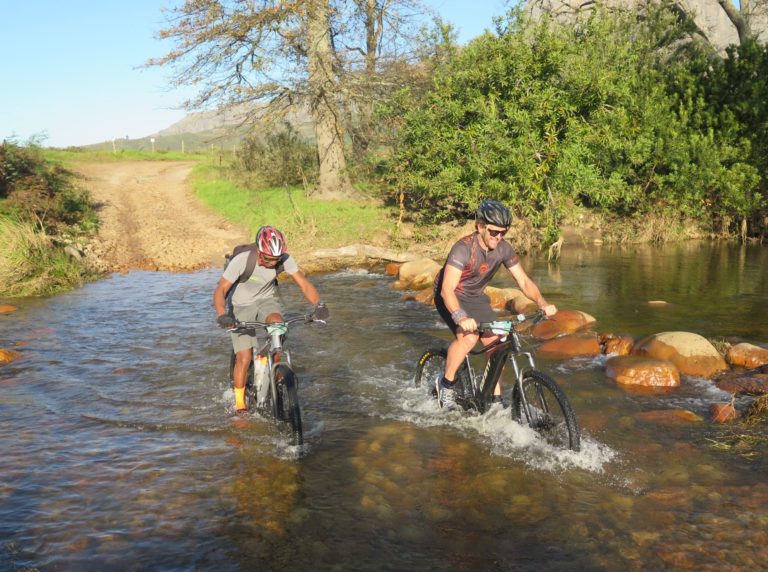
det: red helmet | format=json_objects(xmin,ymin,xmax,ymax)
[{"xmin": 256, "ymin": 226, "xmax": 287, "ymax": 257}]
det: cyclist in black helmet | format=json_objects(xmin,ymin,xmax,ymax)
[{"xmin": 433, "ymin": 200, "xmax": 557, "ymax": 410}]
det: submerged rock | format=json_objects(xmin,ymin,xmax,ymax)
[
  {"xmin": 0, "ymin": 348, "xmax": 22, "ymax": 366},
  {"xmin": 538, "ymin": 333, "xmax": 601, "ymax": 358}
]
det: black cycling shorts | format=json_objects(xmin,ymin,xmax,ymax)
[{"xmin": 434, "ymin": 292, "xmax": 496, "ymax": 334}]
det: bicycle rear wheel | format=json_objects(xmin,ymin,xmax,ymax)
[
  {"xmin": 414, "ymin": 348, "xmax": 472, "ymax": 408},
  {"xmin": 512, "ymin": 370, "xmax": 580, "ymax": 452},
  {"xmin": 414, "ymin": 348, "xmax": 445, "ymax": 400},
  {"xmin": 269, "ymin": 364, "xmax": 303, "ymax": 446}
]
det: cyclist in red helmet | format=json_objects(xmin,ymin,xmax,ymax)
[
  {"xmin": 433, "ymin": 200, "xmax": 557, "ymax": 410},
  {"xmin": 213, "ymin": 225, "xmax": 329, "ymax": 414}
]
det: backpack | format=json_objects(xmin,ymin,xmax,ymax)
[{"xmin": 223, "ymin": 244, "xmax": 259, "ymax": 312}]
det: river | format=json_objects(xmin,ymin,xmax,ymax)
[{"xmin": 1, "ymin": 241, "xmax": 766, "ymax": 570}]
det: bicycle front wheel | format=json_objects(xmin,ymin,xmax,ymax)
[
  {"xmin": 414, "ymin": 348, "xmax": 445, "ymax": 400},
  {"xmin": 270, "ymin": 364, "xmax": 303, "ymax": 446},
  {"xmin": 512, "ymin": 370, "xmax": 580, "ymax": 452}
]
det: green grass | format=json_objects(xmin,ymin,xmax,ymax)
[
  {"xmin": 0, "ymin": 216, "xmax": 94, "ymax": 296},
  {"xmin": 42, "ymin": 148, "xmax": 212, "ymax": 163},
  {"xmin": 192, "ymin": 164, "xmax": 399, "ymax": 252}
]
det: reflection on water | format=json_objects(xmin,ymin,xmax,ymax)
[{"xmin": 0, "ymin": 242, "xmax": 766, "ymax": 569}]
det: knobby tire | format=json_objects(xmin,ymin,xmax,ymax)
[
  {"xmin": 413, "ymin": 348, "xmax": 471, "ymax": 409},
  {"xmin": 512, "ymin": 370, "xmax": 580, "ymax": 452},
  {"xmin": 270, "ymin": 364, "xmax": 303, "ymax": 446}
]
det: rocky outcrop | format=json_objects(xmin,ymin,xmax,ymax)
[
  {"xmin": 631, "ymin": 331, "xmax": 728, "ymax": 378},
  {"xmin": 525, "ymin": 0, "xmax": 747, "ymax": 53}
]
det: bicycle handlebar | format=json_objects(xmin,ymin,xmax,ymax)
[
  {"xmin": 477, "ymin": 309, "xmax": 548, "ymax": 334},
  {"xmin": 228, "ymin": 313, "xmax": 321, "ymax": 333}
]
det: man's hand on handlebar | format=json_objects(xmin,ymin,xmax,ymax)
[
  {"xmin": 540, "ymin": 304, "xmax": 557, "ymax": 317},
  {"xmin": 217, "ymin": 314, "xmax": 236, "ymax": 329},
  {"xmin": 312, "ymin": 301, "xmax": 329, "ymax": 321},
  {"xmin": 457, "ymin": 316, "xmax": 477, "ymax": 333}
]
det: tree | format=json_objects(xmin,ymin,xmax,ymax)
[{"xmin": 149, "ymin": 0, "xmax": 428, "ymax": 199}]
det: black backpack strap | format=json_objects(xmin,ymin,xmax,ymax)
[{"xmin": 238, "ymin": 247, "xmax": 259, "ymax": 283}]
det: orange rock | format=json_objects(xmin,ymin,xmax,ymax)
[
  {"xmin": 606, "ymin": 355, "xmax": 680, "ymax": 387},
  {"xmin": 397, "ymin": 258, "xmax": 441, "ymax": 282},
  {"xmin": 726, "ymin": 343, "xmax": 768, "ymax": 369},
  {"xmin": 715, "ymin": 374, "xmax": 768, "ymax": 396},
  {"xmin": 538, "ymin": 333, "xmax": 601, "ymax": 358},
  {"xmin": 402, "ymin": 289, "xmax": 435, "ymax": 305},
  {"xmin": 636, "ymin": 409, "xmax": 703, "ymax": 425},
  {"xmin": 632, "ymin": 332, "xmax": 727, "ymax": 378},
  {"xmin": 709, "ymin": 403, "xmax": 738, "ymax": 423},
  {"xmin": 0, "ymin": 348, "xmax": 22, "ymax": 366},
  {"xmin": 384, "ymin": 262, "xmax": 401, "ymax": 276},
  {"xmin": 599, "ymin": 333, "xmax": 635, "ymax": 356},
  {"xmin": 485, "ymin": 287, "xmax": 537, "ymax": 313},
  {"xmin": 0, "ymin": 305, "xmax": 18, "ymax": 313},
  {"xmin": 530, "ymin": 309, "xmax": 596, "ymax": 340}
]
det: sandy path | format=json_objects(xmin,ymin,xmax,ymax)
[{"xmin": 72, "ymin": 161, "xmax": 249, "ymax": 273}]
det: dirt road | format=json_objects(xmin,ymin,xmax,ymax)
[{"xmin": 72, "ymin": 161, "xmax": 249, "ymax": 273}]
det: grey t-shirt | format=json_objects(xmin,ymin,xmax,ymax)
[
  {"xmin": 440, "ymin": 233, "xmax": 519, "ymax": 299},
  {"xmin": 223, "ymin": 251, "xmax": 299, "ymax": 307}
]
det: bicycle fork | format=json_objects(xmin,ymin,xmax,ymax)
[{"xmin": 508, "ymin": 352, "xmax": 540, "ymax": 421}]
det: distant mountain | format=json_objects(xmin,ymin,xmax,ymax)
[{"xmin": 83, "ymin": 103, "xmax": 315, "ymax": 153}]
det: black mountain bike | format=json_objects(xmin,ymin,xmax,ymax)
[
  {"xmin": 414, "ymin": 310, "xmax": 580, "ymax": 451},
  {"xmin": 229, "ymin": 314, "xmax": 319, "ymax": 446}
]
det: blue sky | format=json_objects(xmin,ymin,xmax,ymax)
[{"xmin": 0, "ymin": 0, "xmax": 514, "ymax": 148}]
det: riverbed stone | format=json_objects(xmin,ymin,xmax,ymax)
[
  {"xmin": 0, "ymin": 305, "xmax": 17, "ymax": 313},
  {"xmin": 538, "ymin": 333, "xmax": 601, "ymax": 358},
  {"xmin": 384, "ymin": 262, "xmax": 401, "ymax": 276},
  {"xmin": 631, "ymin": 331, "xmax": 728, "ymax": 378},
  {"xmin": 485, "ymin": 286, "xmax": 537, "ymax": 313},
  {"xmin": 0, "ymin": 348, "xmax": 22, "ymax": 366},
  {"xmin": 599, "ymin": 333, "xmax": 635, "ymax": 356},
  {"xmin": 529, "ymin": 309, "xmax": 596, "ymax": 340},
  {"xmin": 606, "ymin": 355, "xmax": 680, "ymax": 387},
  {"xmin": 715, "ymin": 373, "xmax": 768, "ymax": 396},
  {"xmin": 402, "ymin": 288, "xmax": 434, "ymax": 305},
  {"xmin": 636, "ymin": 409, "xmax": 703, "ymax": 424},
  {"xmin": 726, "ymin": 343, "xmax": 768, "ymax": 369},
  {"xmin": 709, "ymin": 403, "xmax": 738, "ymax": 422},
  {"xmin": 397, "ymin": 258, "xmax": 441, "ymax": 283}
]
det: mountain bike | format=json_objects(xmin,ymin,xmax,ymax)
[
  {"xmin": 228, "ymin": 314, "xmax": 320, "ymax": 446},
  {"xmin": 414, "ymin": 310, "xmax": 580, "ymax": 451}
]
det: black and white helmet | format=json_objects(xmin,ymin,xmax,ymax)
[{"xmin": 476, "ymin": 200, "xmax": 511, "ymax": 227}]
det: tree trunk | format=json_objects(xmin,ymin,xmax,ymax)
[{"xmin": 306, "ymin": 0, "xmax": 358, "ymax": 199}]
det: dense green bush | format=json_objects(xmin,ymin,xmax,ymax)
[{"xmin": 385, "ymin": 7, "xmax": 763, "ymax": 239}]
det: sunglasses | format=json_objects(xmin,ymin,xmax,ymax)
[
  {"xmin": 261, "ymin": 254, "xmax": 281, "ymax": 263},
  {"xmin": 487, "ymin": 228, "xmax": 507, "ymax": 238}
]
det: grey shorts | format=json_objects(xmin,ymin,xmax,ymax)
[
  {"xmin": 435, "ymin": 292, "xmax": 496, "ymax": 334},
  {"xmin": 230, "ymin": 298, "xmax": 284, "ymax": 353}
]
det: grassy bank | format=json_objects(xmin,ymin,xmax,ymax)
[
  {"xmin": 191, "ymin": 164, "xmax": 403, "ymax": 255},
  {"xmin": 0, "ymin": 144, "xmax": 100, "ymax": 297}
]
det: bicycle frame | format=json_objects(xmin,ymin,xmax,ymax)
[{"xmin": 461, "ymin": 320, "xmax": 539, "ymax": 412}]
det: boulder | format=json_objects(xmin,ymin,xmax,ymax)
[
  {"xmin": 0, "ymin": 348, "xmax": 22, "ymax": 366},
  {"xmin": 384, "ymin": 262, "xmax": 401, "ymax": 276},
  {"xmin": 538, "ymin": 333, "xmax": 601, "ymax": 358},
  {"xmin": 709, "ymin": 403, "xmax": 738, "ymax": 423},
  {"xmin": 606, "ymin": 355, "xmax": 680, "ymax": 388},
  {"xmin": 398, "ymin": 258, "xmax": 441, "ymax": 283},
  {"xmin": 726, "ymin": 343, "xmax": 768, "ymax": 369},
  {"xmin": 716, "ymin": 374, "xmax": 768, "ymax": 396},
  {"xmin": 485, "ymin": 287, "xmax": 537, "ymax": 313},
  {"xmin": 530, "ymin": 309, "xmax": 596, "ymax": 340},
  {"xmin": 632, "ymin": 332, "xmax": 727, "ymax": 378},
  {"xmin": 599, "ymin": 333, "xmax": 635, "ymax": 356}
]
